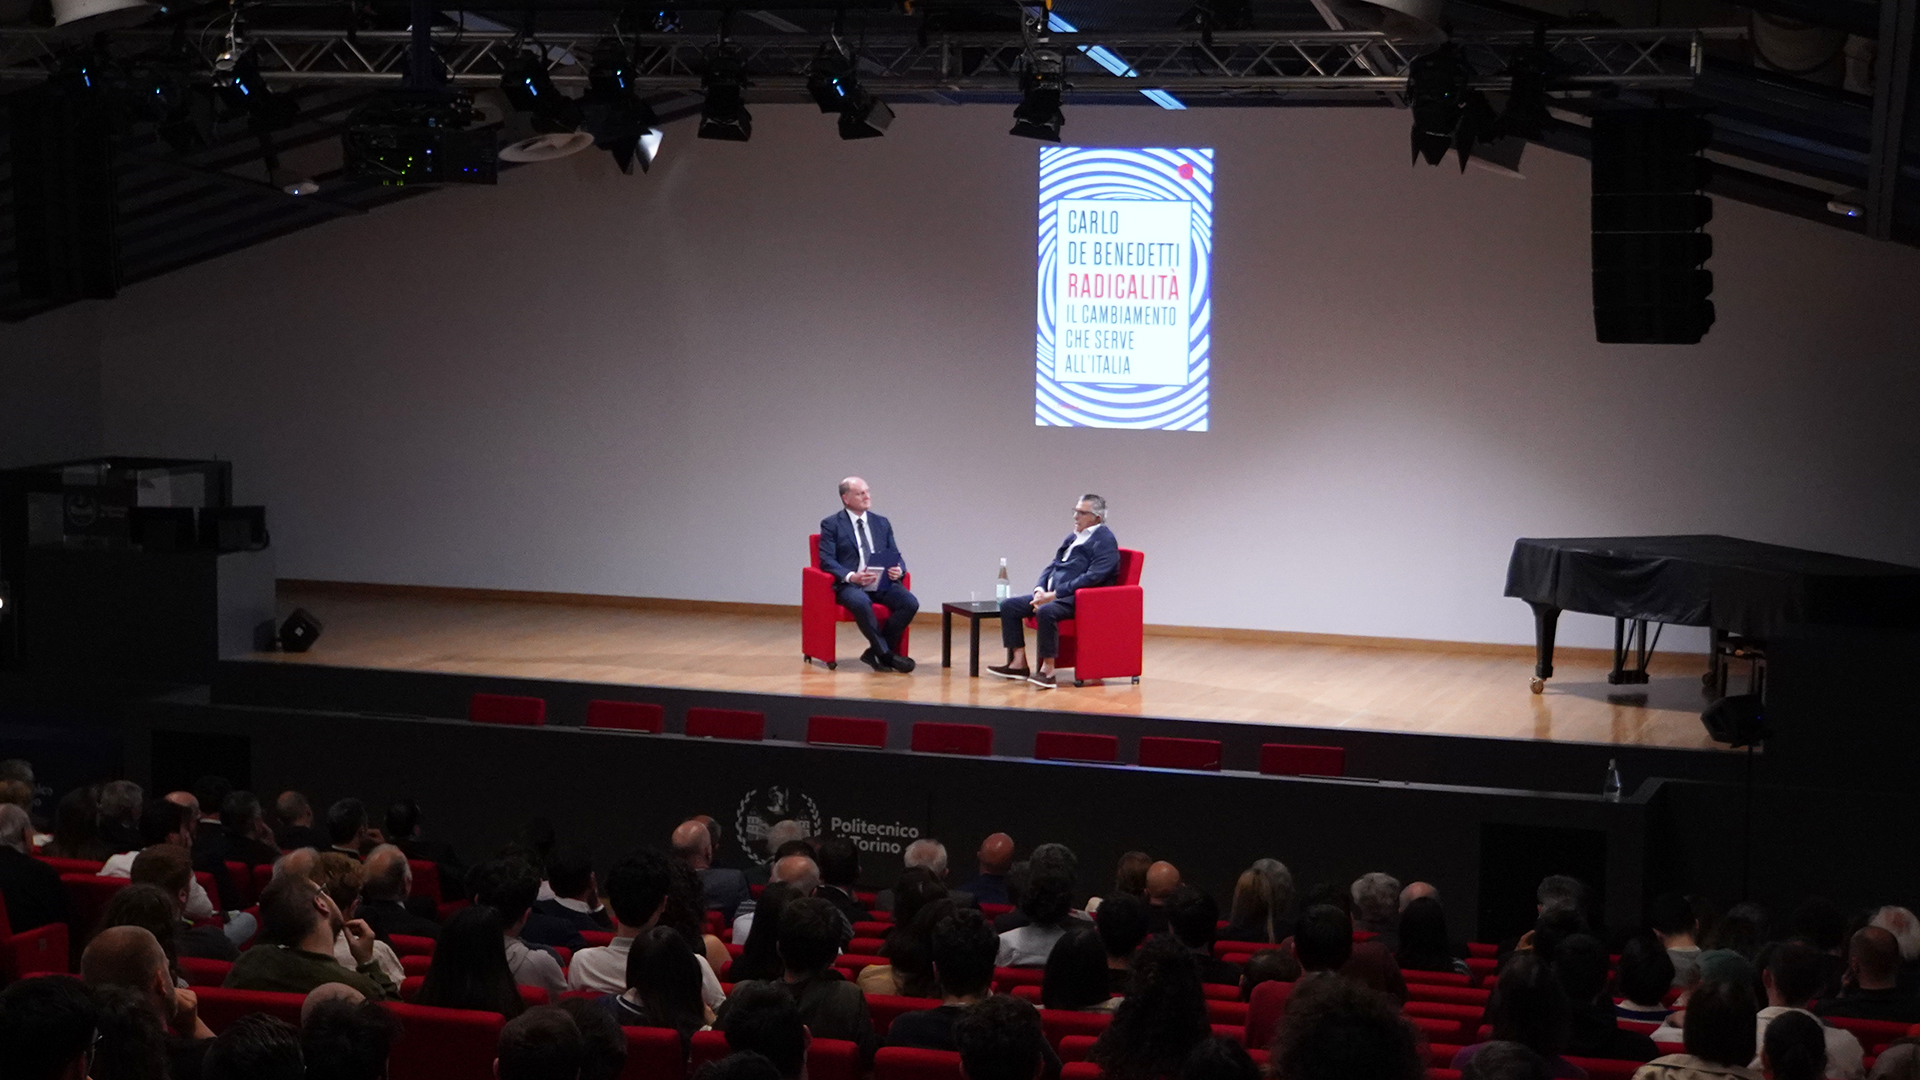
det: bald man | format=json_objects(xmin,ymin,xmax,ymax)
[
  {"xmin": 1399, "ymin": 881, "xmax": 1439, "ymax": 911},
  {"xmin": 818, "ymin": 476, "xmax": 919, "ymax": 673},
  {"xmin": 959, "ymin": 833, "xmax": 1016, "ymax": 906},
  {"xmin": 1818, "ymin": 926, "xmax": 1920, "ymax": 1023},
  {"xmin": 82, "ymin": 924, "xmax": 216, "ymax": 1072},
  {"xmin": 355, "ymin": 844, "xmax": 441, "ymax": 941},
  {"xmin": 672, "ymin": 819, "xmax": 750, "ymax": 923},
  {"xmin": 1144, "ymin": 861, "xmax": 1181, "ymax": 933},
  {"xmin": 731, "ymin": 854, "xmax": 824, "ymax": 943}
]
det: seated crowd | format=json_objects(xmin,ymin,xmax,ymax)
[{"xmin": 3, "ymin": 760, "xmax": 1920, "ymax": 1080}]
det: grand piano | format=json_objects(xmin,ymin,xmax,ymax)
[{"xmin": 1505, "ymin": 535, "xmax": 1920, "ymax": 694}]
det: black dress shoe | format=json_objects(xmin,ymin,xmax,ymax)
[
  {"xmin": 888, "ymin": 654, "xmax": 917, "ymax": 673},
  {"xmin": 859, "ymin": 648, "xmax": 889, "ymax": 672},
  {"xmin": 987, "ymin": 664, "xmax": 1031, "ymax": 681}
]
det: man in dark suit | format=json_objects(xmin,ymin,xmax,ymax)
[
  {"xmin": 355, "ymin": 844, "xmax": 442, "ymax": 941},
  {"xmin": 989, "ymin": 493, "xmax": 1121, "ymax": 689},
  {"xmin": 819, "ymin": 476, "xmax": 919, "ymax": 673},
  {"xmin": 386, "ymin": 798, "xmax": 466, "ymax": 901},
  {"xmin": 272, "ymin": 790, "xmax": 329, "ymax": 852},
  {"xmin": 671, "ymin": 819, "xmax": 750, "ymax": 924},
  {"xmin": 0, "ymin": 805, "xmax": 66, "ymax": 932},
  {"xmin": 527, "ymin": 843, "xmax": 611, "ymax": 947}
]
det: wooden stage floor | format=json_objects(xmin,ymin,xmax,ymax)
[{"xmin": 263, "ymin": 586, "xmax": 1728, "ymax": 751}]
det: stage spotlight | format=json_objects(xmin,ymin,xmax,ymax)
[
  {"xmin": 1010, "ymin": 52, "xmax": 1066, "ymax": 142},
  {"xmin": 582, "ymin": 43, "xmax": 664, "ymax": 172},
  {"xmin": 838, "ymin": 92, "xmax": 894, "ymax": 140},
  {"xmin": 698, "ymin": 48, "xmax": 752, "ymax": 142},
  {"xmin": 213, "ymin": 46, "xmax": 298, "ymax": 129},
  {"xmin": 808, "ymin": 45, "xmax": 894, "ymax": 140},
  {"xmin": 1407, "ymin": 44, "xmax": 1474, "ymax": 167},
  {"xmin": 500, "ymin": 53, "xmax": 582, "ymax": 133}
]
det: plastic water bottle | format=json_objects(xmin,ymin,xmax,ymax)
[
  {"xmin": 995, "ymin": 559, "xmax": 1010, "ymax": 601},
  {"xmin": 1603, "ymin": 759, "xmax": 1623, "ymax": 802}
]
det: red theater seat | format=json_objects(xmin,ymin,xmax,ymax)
[
  {"xmin": 1042, "ymin": 1010, "xmax": 1113, "ymax": 1046},
  {"xmin": 875, "ymin": 1047, "xmax": 964, "ymax": 1080},
  {"xmin": 195, "ymin": 987, "xmax": 305, "ymax": 1032},
  {"xmin": 911, "ymin": 722, "xmax": 993, "ymax": 756},
  {"xmin": 1246, "ymin": 979, "xmax": 1293, "ymax": 1049},
  {"xmin": 1259, "ymin": 743, "xmax": 1347, "ymax": 777},
  {"xmin": 61, "ymin": 874, "xmax": 127, "ymax": 937},
  {"xmin": 1057, "ymin": 1037, "xmax": 1099, "ymax": 1063},
  {"xmin": 35, "ymin": 856, "xmax": 104, "ymax": 875},
  {"xmin": 1026, "ymin": 547, "xmax": 1145, "ymax": 685},
  {"xmin": 802, "ymin": 534, "xmax": 912, "ymax": 669},
  {"xmin": 867, "ymin": 994, "xmax": 941, "ymax": 1035},
  {"xmin": 1034, "ymin": 731, "xmax": 1120, "ymax": 762},
  {"xmin": 1138, "ymin": 736, "xmax": 1222, "ymax": 771},
  {"xmin": 408, "ymin": 860, "xmax": 442, "ymax": 903},
  {"xmin": 469, "ymin": 693, "xmax": 546, "ymax": 726},
  {"xmin": 389, "ymin": 933, "xmax": 436, "ymax": 957},
  {"xmin": 178, "ymin": 957, "xmax": 232, "ymax": 986},
  {"xmin": 222, "ymin": 861, "xmax": 255, "ymax": 907},
  {"xmin": 1564, "ymin": 1059, "xmax": 1650, "ymax": 1080},
  {"xmin": 993, "ymin": 967, "xmax": 1046, "ymax": 990},
  {"xmin": 625, "ymin": 1026, "xmax": 689, "ymax": 1080},
  {"xmin": 0, "ymin": 893, "xmax": 68, "ymax": 981},
  {"xmin": 1062, "ymin": 1064, "xmax": 1101, "ymax": 1080},
  {"xmin": 685, "ymin": 708, "xmax": 766, "ymax": 741},
  {"xmin": 386, "ymin": 1001, "xmax": 504, "ymax": 1080},
  {"xmin": 808, "ymin": 715, "xmax": 889, "ymax": 748},
  {"xmin": 586, "ymin": 700, "xmax": 666, "ymax": 733}
]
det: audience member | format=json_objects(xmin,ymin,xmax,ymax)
[
  {"xmin": 958, "ymin": 832, "xmax": 1016, "ymax": 906},
  {"xmin": 1653, "ymin": 950, "xmax": 1753, "ymax": 1045},
  {"xmin": 1041, "ymin": 927, "xmax": 1122, "ymax": 1012},
  {"xmin": 997, "ymin": 844, "xmax": 1084, "ymax": 933},
  {"xmin": 387, "ymin": 797, "xmax": 466, "ymax": 899},
  {"xmin": 596, "ymin": 924, "xmax": 708, "ymax": 1043},
  {"xmin": 736, "ymin": 882, "xmax": 805, "ymax": 984},
  {"xmin": 1182, "ymin": 1037, "xmax": 1258, "ymax": 1080},
  {"xmin": 1757, "ymin": 940, "xmax": 1861, "ymax": 1079},
  {"xmin": 97, "ymin": 782, "xmax": 144, "ymax": 854},
  {"xmin": 190, "ymin": 777, "xmax": 231, "ymax": 848},
  {"xmin": 1143, "ymin": 861, "xmax": 1182, "ymax": 931},
  {"xmin": 858, "ymin": 885, "xmax": 954, "ymax": 998},
  {"xmin": 325, "ymin": 798, "xmax": 381, "ymax": 858},
  {"xmin": 1462, "ymin": 1041, "xmax": 1553, "ymax": 1080},
  {"xmin": 1397, "ymin": 895, "xmax": 1468, "ymax": 976},
  {"xmin": 95, "ymin": 884, "xmax": 186, "ymax": 979},
  {"xmin": 1787, "ymin": 898, "xmax": 1849, "ymax": 1002},
  {"xmin": 888, "ymin": 908, "xmax": 1010, "ymax": 1046},
  {"xmin": 664, "ymin": 853, "xmax": 735, "ymax": 975},
  {"xmin": 954, "ymin": 995, "xmax": 1052, "ymax": 1080},
  {"xmin": 717, "ymin": 895, "xmax": 878, "ymax": 1063},
  {"xmin": 1818, "ymin": 927, "xmax": 1920, "ymax": 1023},
  {"xmin": 197, "ymin": 791, "xmax": 281, "ymax": 871},
  {"xmin": 1637, "ymin": 978, "xmax": 1763, "ymax": 1080},
  {"xmin": 813, "ymin": 837, "xmax": 872, "ymax": 924},
  {"xmin": 470, "ymin": 855, "xmax": 569, "ymax": 998},
  {"xmin": 1239, "ymin": 948, "xmax": 1302, "ymax": 1003},
  {"xmin": 0, "ymin": 802, "xmax": 67, "ymax": 932},
  {"xmin": 571, "ymin": 847, "xmax": 726, "ymax": 1009},
  {"xmin": 1399, "ymin": 881, "xmax": 1439, "ymax": 909},
  {"xmin": 1267, "ymin": 973, "xmax": 1426, "ymax": 1080},
  {"xmin": 272, "ymin": 791, "xmax": 327, "ymax": 851},
  {"xmin": 356, "ymin": 843, "xmax": 441, "ymax": 941},
  {"xmin": 697, "ymin": 1053, "xmax": 786, "ymax": 1080},
  {"xmin": 88, "ymin": 982, "xmax": 173, "ymax": 1080},
  {"xmin": 301, "ymin": 982, "xmax": 364, "ymax": 1023},
  {"xmin": 999, "ymin": 869, "xmax": 1078, "ymax": 967},
  {"xmin": 302, "ymin": 996, "xmax": 401, "ymax": 1080},
  {"xmin": 1111, "ymin": 852, "xmax": 1152, "ymax": 900},
  {"xmin": 307, "ymin": 850, "xmax": 406, "ymax": 986},
  {"xmin": 1616, "ymin": 934, "xmax": 1679, "ymax": 1022},
  {"xmin": 496, "ymin": 1007, "xmax": 585, "ymax": 1080},
  {"xmin": 1088, "ymin": 936, "xmax": 1210, "ymax": 1080},
  {"xmin": 717, "ymin": 984, "xmax": 808, "ymax": 1080},
  {"xmin": 557, "ymin": 998, "xmax": 630, "ymax": 1080},
  {"xmin": 80, "ymin": 924, "xmax": 215, "ymax": 1078},
  {"xmin": 202, "ymin": 1014, "xmax": 304, "ymax": 1080},
  {"xmin": 744, "ymin": 820, "xmax": 813, "ymax": 888},
  {"xmin": 1557, "ymin": 934, "xmax": 1659, "ymax": 1062},
  {"xmin": 127, "ymin": 845, "xmax": 237, "ymax": 962},
  {"xmin": 531, "ymin": 842, "xmax": 610, "ymax": 941},
  {"xmin": 1220, "ymin": 859, "xmax": 1294, "ymax": 944},
  {"xmin": 1759, "ymin": 1010, "xmax": 1826, "ymax": 1080},
  {"xmin": 0, "ymin": 974, "xmax": 102, "ymax": 1080},
  {"xmin": 44, "ymin": 786, "xmax": 112, "ymax": 861},
  {"xmin": 1452, "ymin": 952, "xmax": 1581, "ymax": 1079},
  {"xmin": 224, "ymin": 871, "xmax": 398, "ymax": 999},
  {"xmin": 416, "ymin": 904, "xmax": 527, "ymax": 1017},
  {"xmin": 1869, "ymin": 908, "xmax": 1920, "ymax": 976},
  {"xmin": 1295, "ymin": 902, "xmax": 1407, "ymax": 1002},
  {"xmin": 99, "ymin": 799, "xmax": 225, "ymax": 926},
  {"xmin": 733, "ymin": 854, "xmax": 824, "ymax": 942},
  {"xmin": 1095, "ymin": 892, "xmax": 1152, "ymax": 995},
  {"xmin": 1351, "ymin": 872, "xmax": 1402, "ymax": 948},
  {"xmin": 1710, "ymin": 904, "xmax": 1769, "ymax": 961},
  {"xmin": 675, "ymin": 818, "xmax": 751, "ymax": 923},
  {"xmin": 877, "ymin": 839, "xmax": 980, "ymax": 912},
  {"xmin": 1652, "ymin": 893, "xmax": 1705, "ymax": 988},
  {"xmin": 1166, "ymin": 886, "xmax": 1241, "ymax": 985}
]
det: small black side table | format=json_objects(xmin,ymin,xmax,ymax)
[{"xmin": 941, "ymin": 600, "xmax": 1004, "ymax": 677}]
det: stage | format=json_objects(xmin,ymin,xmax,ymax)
[{"xmin": 262, "ymin": 582, "xmax": 1729, "ymax": 752}]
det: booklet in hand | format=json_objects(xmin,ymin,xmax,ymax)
[{"xmin": 863, "ymin": 550, "xmax": 903, "ymax": 591}]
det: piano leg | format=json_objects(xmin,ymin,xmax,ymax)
[
  {"xmin": 1607, "ymin": 617, "xmax": 1653, "ymax": 685},
  {"xmin": 1528, "ymin": 603, "xmax": 1560, "ymax": 693}
]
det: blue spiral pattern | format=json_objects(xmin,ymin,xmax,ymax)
[{"xmin": 1037, "ymin": 147, "xmax": 1213, "ymax": 431}]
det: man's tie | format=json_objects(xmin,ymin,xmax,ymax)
[{"xmin": 857, "ymin": 518, "xmax": 873, "ymax": 566}]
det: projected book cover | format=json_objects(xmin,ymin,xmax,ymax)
[{"xmin": 1036, "ymin": 147, "xmax": 1213, "ymax": 431}]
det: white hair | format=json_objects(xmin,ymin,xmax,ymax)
[
  {"xmin": 766, "ymin": 819, "xmax": 811, "ymax": 857},
  {"xmin": 0, "ymin": 804, "xmax": 29, "ymax": 852},
  {"xmin": 904, "ymin": 839, "xmax": 949, "ymax": 876},
  {"xmin": 1872, "ymin": 906, "xmax": 1920, "ymax": 962},
  {"xmin": 1078, "ymin": 493, "xmax": 1108, "ymax": 521},
  {"xmin": 1351, "ymin": 872, "xmax": 1402, "ymax": 927},
  {"xmin": 772, "ymin": 855, "xmax": 821, "ymax": 895}
]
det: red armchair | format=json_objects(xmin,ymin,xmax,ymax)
[
  {"xmin": 802, "ymin": 534, "xmax": 911, "ymax": 669},
  {"xmin": 1028, "ymin": 548, "xmax": 1145, "ymax": 686},
  {"xmin": 0, "ymin": 894, "xmax": 68, "ymax": 981}
]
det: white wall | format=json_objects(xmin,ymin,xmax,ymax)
[{"xmin": 72, "ymin": 103, "xmax": 1920, "ymax": 648}]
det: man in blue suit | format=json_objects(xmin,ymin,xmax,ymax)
[
  {"xmin": 818, "ymin": 476, "xmax": 919, "ymax": 672},
  {"xmin": 989, "ymin": 494, "xmax": 1120, "ymax": 689}
]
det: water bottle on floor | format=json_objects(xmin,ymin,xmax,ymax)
[
  {"xmin": 1603, "ymin": 758, "xmax": 1623, "ymax": 802},
  {"xmin": 996, "ymin": 559, "xmax": 1010, "ymax": 601}
]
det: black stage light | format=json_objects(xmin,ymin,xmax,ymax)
[
  {"xmin": 279, "ymin": 608, "xmax": 324, "ymax": 653},
  {"xmin": 837, "ymin": 90, "xmax": 894, "ymax": 140},
  {"xmin": 698, "ymin": 49, "xmax": 752, "ymax": 142},
  {"xmin": 808, "ymin": 46, "xmax": 894, "ymax": 140},
  {"xmin": 1407, "ymin": 44, "xmax": 1473, "ymax": 167},
  {"xmin": 501, "ymin": 53, "xmax": 583, "ymax": 133},
  {"xmin": 343, "ymin": 90, "xmax": 496, "ymax": 186},
  {"xmin": 213, "ymin": 48, "xmax": 299, "ymax": 130},
  {"xmin": 1701, "ymin": 693, "xmax": 1767, "ymax": 748},
  {"xmin": 582, "ymin": 43, "xmax": 663, "ymax": 173},
  {"xmin": 1010, "ymin": 53, "xmax": 1065, "ymax": 142}
]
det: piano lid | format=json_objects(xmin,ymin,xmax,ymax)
[{"xmin": 1504, "ymin": 534, "xmax": 1920, "ymax": 636}]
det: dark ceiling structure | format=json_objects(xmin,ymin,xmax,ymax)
[{"xmin": 0, "ymin": 0, "xmax": 1913, "ymax": 322}]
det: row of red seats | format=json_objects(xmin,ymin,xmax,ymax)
[{"xmin": 468, "ymin": 692, "xmax": 1348, "ymax": 776}]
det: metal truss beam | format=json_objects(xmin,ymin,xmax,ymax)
[{"xmin": 0, "ymin": 27, "xmax": 1719, "ymax": 96}]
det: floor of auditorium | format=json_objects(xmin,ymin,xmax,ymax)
[{"xmin": 261, "ymin": 586, "xmax": 1728, "ymax": 750}]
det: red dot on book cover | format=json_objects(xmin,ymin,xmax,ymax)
[{"xmin": 1177, "ymin": 162, "xmax": 1195, "ymax": 180}]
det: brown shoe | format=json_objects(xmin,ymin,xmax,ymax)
[
  {"xmin": 987, "ymin": 664, "xmax": 1030, "ymax": 681},
  {"xmin": 1027, "ymin": 671, "xmax": 1057, "ymax": 689}
]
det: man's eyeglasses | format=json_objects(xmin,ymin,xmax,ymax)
[{"xmin": 1073, "ymin": 508, "xmax": 1098, "ymax": 517}]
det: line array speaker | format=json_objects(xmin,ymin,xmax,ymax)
[{"xmin": 10, "ymin": 82, "xmax": 121, "ymax": 301}]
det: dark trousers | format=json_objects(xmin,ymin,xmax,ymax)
[
  {"xmin": 836, "ymin": 581, "xmax": 919, "ymax": 656},
  {"xmin": 1000, "ymin": 594, "xmax": 1077, "ymax": 660}
]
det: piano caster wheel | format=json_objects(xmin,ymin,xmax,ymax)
[
  {"xmin": 1530, "ymin": 677, "xmax": 1545, "ymax": 694},
  {"xmin": 827, "ymin": 661, "xmax": 837, "ymax": 671},
  {"xmin": 1074, "ymin": 680, "xmax": 1085, "ymax": 688}
]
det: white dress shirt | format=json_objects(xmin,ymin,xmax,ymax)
[
  {"xmin": 505, "ymin": 936, "xmax": 568, "ymax": 999},
  {"xmin": 997, "ymin": 923, "xmax": 1069, "ymax": 967},
  {"xmin": 100, "ymin": 852, "xmax": 215, "ymax": 921},
  {"xmin": 1752, "ymin": 1006, "xmax": 1864, "ymax": 1080},
  {"xmin": 331, "ymin": 932, "xmax": 406, "ymax": 987},
  {"xmin": 1044, "ymin": 523, "xmax": 1104, "ymax": 591},
  {"xmin": 566, "ymin": 933, "xmax": 725, "ymax": 1008}
]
